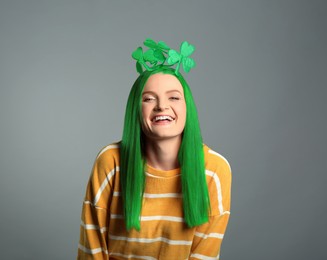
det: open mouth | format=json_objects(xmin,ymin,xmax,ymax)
[{"xmin": 152, "ymin": 115, "xmax": 175, "ymax": 122}]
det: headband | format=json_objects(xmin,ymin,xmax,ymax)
[{"xmin": 131, "ymin": 38, "xmax": 196, "ymax": 76}]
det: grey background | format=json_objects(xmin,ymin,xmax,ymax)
[{"xmin": 0, "ymin": 0, "xmax": 326, "ymax": 259}]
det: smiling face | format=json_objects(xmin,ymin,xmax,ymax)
[{"xmin": 141, "ymin": 73, "xmax": 187, "ymax": 142}]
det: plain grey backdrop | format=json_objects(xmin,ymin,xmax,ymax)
[{"xmin": 0, "ymin": 0, "xmax": 326, "ymax": 259}]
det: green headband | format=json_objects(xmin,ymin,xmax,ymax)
[{"xmin": 132, "ymin": 38, "xmax": 196, "ymax": 76}]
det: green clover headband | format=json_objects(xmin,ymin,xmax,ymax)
[{"xmin": 132, "ymin": 38, "xmax": 196, "ymax": 76}]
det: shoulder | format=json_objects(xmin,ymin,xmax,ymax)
[
  {"xmin": 96, "ymin": 141, "xmax": 121, "ymax": 159},
  {"xmin": 203, "ymin": 144, "xmax": 232, "ymax": 176},
  {"xmin": 86, "ymin": 142, "xmax": 121, "ymax": 208},
  {"xmin": 93, "ymin": 141, "xmax": 121, "ymax": 170}
]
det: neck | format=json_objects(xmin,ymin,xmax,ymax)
[{"xmin": 144, "ymin": 137, "xmax": 182, "ymax": 171}]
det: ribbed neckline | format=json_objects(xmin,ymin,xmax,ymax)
[{"xmin": 145, "ymin": 164, "xmax": 181, "ymax": 178}]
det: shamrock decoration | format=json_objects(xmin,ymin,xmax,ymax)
[
  {"xmin": 167, "ymin": 41, "xmax": 196, "ymax": 75},
  {"xmin": 131, "ymin": 47, "xmax": 147, "ymax": 74},
  {"xmin": 131, "ymin": 38, "xmax": 196, "ymax": 75},
  {"xmin": 132, "ymin": 38, "xmax": 170, "ymax": 74},
  {"xmin": 143, "ymin": 38, "xmax": 170, "ymax": 64}
]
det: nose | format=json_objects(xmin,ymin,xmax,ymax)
[{"xmin": 154, "ymin": 98, "xmax": 169, "ymax": 111}]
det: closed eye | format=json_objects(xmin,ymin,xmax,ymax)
[
  {"xmin": 143, "ymin": 97, "xmax": 156, "ymax": 102},
  {"xmin": 169, "ymin": 96, "xmax": 181, "ymax": 100}
]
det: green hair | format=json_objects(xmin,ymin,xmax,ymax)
[{"xmin": 120, "ymin": 67, "xmax": 210, "ymax": 231}]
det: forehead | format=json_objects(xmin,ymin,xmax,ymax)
[{"xmin": 143, "ymin": 73, "xmax": 183, "ymax": 93}]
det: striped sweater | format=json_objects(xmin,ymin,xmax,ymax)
[{"xmin": 78, "ymin": 142, "xmax": 232, "ymax": 260}]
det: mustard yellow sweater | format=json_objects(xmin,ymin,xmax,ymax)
[{"xmin": 78, "ymin": 142, "xmax": 232, "ymax": 260}]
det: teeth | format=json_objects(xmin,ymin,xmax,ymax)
[{"xmin": 153, "ymin": 115, "xmax": 173, "ymax": 122}]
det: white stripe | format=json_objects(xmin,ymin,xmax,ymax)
[
  {"xmin": 96, "ymin": 144, "xmax": 119, "ymax": 159},
  {"xmin": 206, "ymin": 170, "xmax": 224, "ymax": 215},
  {"xmin": 145, "ymin": 172, "xmax": 181, "ymax": 178},
  {"xmin": 143, "ymin": 193, "xmax": 182, "ymax": 198},
  {"xmin": 110, "ymin": 214, "xmax": 184, "ymax": 223},
  {"xmin": 190, "ymin": 253, "xmax": 219, "ymax": 260},
  {"xmin": 141, "ymin": 216, "xmax": 184, "ymax": 222},
  {"xmin": 109, "ymin": 252, "xmax": 157, "ymax": 260},
  {"xmin": 109, "ymin": 234, "xmax": 192, "ymax": 245},
  {"xmin": 83, "ymin": 201, "xmax": 106, "ymax": 210},
  {"xmin": 194, "ymin": 231, "xmax": 224, "ymax": 239},
  {"xmin": 208, "ymin": 149, "xmax": 231, "ymax": 172},
  {"xmin": 113, "ymin": 192, "xmax": 181, "ymax": 199},
  {"xmin": 78, "ymin": 243, "xmax": 108, "ymax": 255},
  {"xmin": 93, "ymin": 167, "xmax": 119, "ymax": 205},
  {"xmin": 80, "ymin": 221, "xmax": 107, "ymax": 233}
]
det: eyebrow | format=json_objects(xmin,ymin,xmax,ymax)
[{"xmin": 142, "ymin": 90, "xmax": 183, "ymax": 95}]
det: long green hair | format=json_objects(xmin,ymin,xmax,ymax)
[{"xmin": 121, "ymin": 67, "xmax": 210, "ymax": 231}]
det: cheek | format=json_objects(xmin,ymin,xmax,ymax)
[
  {"xmin": 177, "ymin": 104, "xmax": 187, "ymax": 124},
  {"xmin": 141, "ymin": 105, "xmax": 148, "ymax": 119},
  {"xmin": 141, "ymin": 105, "xmax": 152, "ymax": 123}
]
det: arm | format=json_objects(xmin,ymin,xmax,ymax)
[
  {"xmin": 78, "ymin": 202, "xmax": 109, "ymax": 260},
  {"xmin": 78, "ymin": 148, "xmax": 117, "ymax": 260},
  {"xmin": 190, "ymin": 156, "xmax": 232, "ymax": 259},
  {"xmin": 189, "ymin": 212, "xmax": 230, "ymax": 259}
]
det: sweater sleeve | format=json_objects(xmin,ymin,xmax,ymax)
[
  {"xmin": 77, "ymin": 147, "xmax": 117, "ymax": 260},
  {"xmin": 189, "ymin": 213, "xmax": 230, "ymax": 259},
  {"xmin": 77, "ymin": 204, "xmax": 109, "ymax": 260},
  {"xmin": 190, "ymin": 153, "xmax": 232, "ymax": 259}
]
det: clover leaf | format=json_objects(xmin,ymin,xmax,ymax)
[
  {"xmin": 167, "ymin": 49, "xmax": 181, "ymax": 65},
  {"xmin": 132, "ymin": 47, "xmax": 143, "ymax": 61},
  {"xmin": 180, "ymin": 41, "xmax": 195, "ymax": 57},
  {"xmin": 132, "ymin": 47, "xmax": 152, "ymax": 73},
  {"xmin": 136, "ymin": 61, "xmax": 143, "ymax": 74},
  {"xmin": 157, "ymin": 41, "xmax": 170, "ymax": 50},
  {"xmin": 143, "ymin": 38, "xmax": 170, "ymax": 64},
  {"xmin": 143, "ymin": 49, "xmax": 157, "ymax": 64},
  {"xmin": 144, "ymin": 38, "xmax": 170, "ymax": 51},
  {"xmin": 166, "ymin": 41, "xmax": 196, "ymax": 74},
  {"xmin": 153, "ymin": 49, "xmax": 165, "ymax": 62},
  {"xmin": 182, "ymin": 57, "xmax": 195, "ymax": 73},
  {"xmin": 143, "ymin": 38, "xmax": 157, "ymax": 49}
]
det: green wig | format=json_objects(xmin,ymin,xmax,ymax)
[{"xmin": 120, "ymin": 67, "xmax": 210, "ymax": 231}]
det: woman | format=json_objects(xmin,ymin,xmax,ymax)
[{"xmin": 78, "ymin": 39, "xmax": 232, "ymax": 259}]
